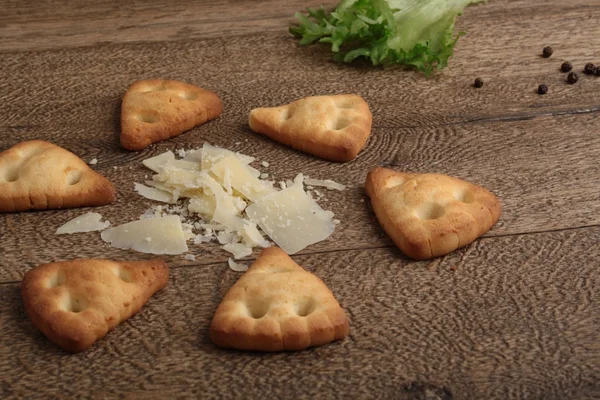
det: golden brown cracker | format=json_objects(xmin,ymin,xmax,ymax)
[
  {"xmin": 366, "ymin": 167, "xmax": 501, "ymax": 260},
  {"xmin": 21, "ymin": 258, "xmax": 169, "ymax": 352},
  {"xmin": 120, "ymin": 79, "xmax": 222, "ymax": 151},
  {"xmin": 249, "ymin": 94, "xmax": 372, "ymax": 162},
  {"xmin": 0, "ymin": 140, "xmax": 116, "ymax": 212},
  {"xmin": 210, "ymin": 247, "xmax": 349, "ymax": 351}
]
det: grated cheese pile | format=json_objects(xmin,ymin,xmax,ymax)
[{"xmin": 102, "ymin": 143, "xmax": 342, "ymax": 258}]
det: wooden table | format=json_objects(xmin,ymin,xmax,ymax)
[{"xmin": 1, "ymin": 1, "xmax": 599, "ymax": 398}]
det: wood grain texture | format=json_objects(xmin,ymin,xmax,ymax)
[
  {"xmin": 0, "ymin": 0, "xmax": 325, "ymax": 53},
  {"xmin": 3, "ymin": 8, "xmax": 600, "ymax": 131},
  {"xmin": 1, "ymin": 227, "xmax": 599, "ymax": 399},
  {"xmin": 1, "ymin": 0, "xmax": 600, "ymax": 398},
  {"xmin": 0, "ymin": 0, "xmax": 599, "ymax": 282},
  {"xmin": 2, "ymin": 111, "xmax": 600, "ymax": 282}
]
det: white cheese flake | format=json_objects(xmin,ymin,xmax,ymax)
[
  {"xmin": 223, "ymin": 243, "xmax": 253, "ymax": 259},
  {"xmin": 182, "ymin": 149, "xmax": 202, "ymax": 163},
  {"xmin": 89, "ymin": 158, "xmax": 98, "ymax": 165},
  {"xmin": 191, "ymin": 143, "xmax": 255, "ymax": 170},
  {"xmin": 196, "ymin": 172, "xmax": 244, "ymax": 230},
  {"xmin": 210, "ymin": 154, "xmax": 275, "ymax": 201},
  {"xmin": 187, "ymin": 192, "xmax": 216, "ymax": 217},
  {"xmin": 228, "ymin": 258, "xmax": 248, "ymax": 272},
  {"xmin": 142, "ymin": 151, "xmax": 175, "ymax": 173},
  {"xmin": 154, "ymin": 166, "xmax": 203, "ymax": 189},
  {"xmin": 134, "ymin": 183, "xmax": 175, "ymax": 204},
  {"xmin": 217, "ymin": 231, "xmax": 235, "ymax": 245},
  {"xmin": 304, "ymin": 177, "xmax": 346, "ymax": 191},
  {"xmin": 246, "ymin": 165, "xmax": 261, "ymax": 178},
  {"xmin": 246, "ymin": 174, "xmax": 335, "ymax": 254},
  {"xmin": 240, "ymin": 221, "xmax": 270, "ymax": 248},
  {"xmin": 56, "ymin": 213, "xmax": 110, "ymax": 235},
  {"xmin": 101, "ymin": 215, "xmax": 188, "ymax": 255},
  {"xmin": 194, "ymin": 234, "xmax": 213, "ymax": 244},
  {"xmin": 167, "ymin": 159, "xmax": 201, "ymax": 171}
]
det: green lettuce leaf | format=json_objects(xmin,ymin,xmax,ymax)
[{"xmin": 290, "ymin": 0, "xmax": 485, "ymax": 75}]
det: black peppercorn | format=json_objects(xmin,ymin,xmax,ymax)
[
  {"xmin": 596, "ymin": 68, "xmax": 600, "ymax": 77},
  {"xmin": 567, "ymin": 72, "xmax": 579, "ymax": 84},
  {"xmin": 542, "ymin": 46, "xmax": 553, "ymax": 58},
  {"xmin": 584, "ymin": 63, "xmax": 596, "ymax": 75},
  {"xmin": 537, "ymin": 84, "xmax": 548, "ymax": 95},
  {"xmin": 561, "ymin": 61, "xmax": 572, "ymax": 73},
  {"xmin": 474, "ymin": 78, "xmax": 484, "ymax": 88}
]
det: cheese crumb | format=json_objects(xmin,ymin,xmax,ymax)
[
  {"xmin": 89, "ymin": 158, "xmax": 98, "ymax": 165},
  {"xmin": 184, "ymin": 254, "xmax": 196, "ymax": 261},
  {"xmin": 261, "ymin": 161, "xmax": 270, "ymax": 168}
]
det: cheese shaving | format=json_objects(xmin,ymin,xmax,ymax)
[
  {"xmin": 56, "ymin": 213, "xmax": 110, "ymax": 235},
  {"xmin": 223, "ymin": 243, "xmax": 253, "ymax": 259},
  {"xmin": 228, "ymin": 258, "xmax": 248, "ymax": 272},
  {"xmin": 189, "ymin": 143, "xmax": 255, "ymax": 169},
  {"xmin": 100, "ymin": 215, "xmax": 188, "ymax": 255},
  {"xmin": 245, "ymin": 174, "xmax": 335, "ymax": 254},
  {"xmin": 209, "ymin": 154, "xmax": 274, "ymax": 201},
  {"xmin": 304, "ymin": 177, "xmax": 346, "ymax": 191},
  {"xmin": 134, "ymin": 183, "xmax": 175, "ymax": 204},
  {"xmin": 142, "ymin": 151, "xmax": 175, "ymax": 173}
]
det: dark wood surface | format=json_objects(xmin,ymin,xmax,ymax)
[{"xmin": 1, "ymin": 0, "xmax": 599, "ymax": 398}]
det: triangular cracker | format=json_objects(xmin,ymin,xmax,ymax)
[
  {"xmin": 248, "ymin": 94, "xmax": 372, "ymax": 162},
  {"xmin": 21, "ymin": 258, "xmax": 169, "ymax": 352},
  {"xmin": 0, "ymin": 140, "xmax": 116, "ymax": 212},
  {"xmin": 366, "ymin": 167, "xmax": 501, "ymax": 260},
  {"xmin": 120, "ymin": 79, "xmax": 222, "ymax": 151},
  {"xmin": 209, "ymin": 247, "xmax": 349, "ymax": 351}
]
